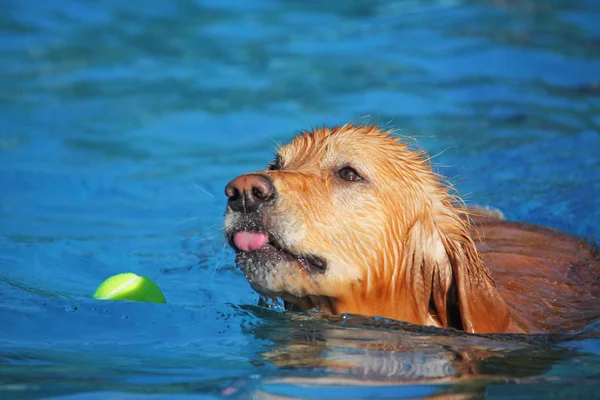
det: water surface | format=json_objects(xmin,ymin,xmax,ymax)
[{"xmin": 1, "ymin": 0, "xmax": 599, "ymax": 398}]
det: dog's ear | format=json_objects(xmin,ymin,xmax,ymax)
[{"xmin": 416, "ymin": 205, "xmax": 511, "ymax": 333}]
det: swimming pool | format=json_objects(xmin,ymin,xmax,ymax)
[{"xmin": 1, "ymin": 0, "xmax": 599, "ymax": 398}]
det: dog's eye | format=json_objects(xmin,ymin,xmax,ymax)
[
  {"xmin": 267, "ymin": 155, "xmax": 281, "ymax": 171},
  {"xmin": 337, "ymin": 166, "xmax": 363, "ymax": 182}
]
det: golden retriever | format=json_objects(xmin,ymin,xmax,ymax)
[{"xmin": 224, "ymin": 123, "xmax": 600, "ymax": 334}]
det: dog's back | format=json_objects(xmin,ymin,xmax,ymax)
[{"xmin": 470, "ymin": 213, "xmax": 600, "ymax": 333}]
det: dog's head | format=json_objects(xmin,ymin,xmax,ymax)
[{"xmin": 224, "ymin": 123, "xmax": 510, "ymax": 333}]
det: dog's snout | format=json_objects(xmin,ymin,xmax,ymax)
[{"xmin": 225, "ymin": 174, "xmax": 275, "ymax": 212}]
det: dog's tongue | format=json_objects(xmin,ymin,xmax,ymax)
[{"xmin": 233, "ymin": 231, "xmax": 268, "ymax": 251}]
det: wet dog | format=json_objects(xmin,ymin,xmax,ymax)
[{"xmin": 224, "ymin": 123, "xmax": 599, "ymax": 334}]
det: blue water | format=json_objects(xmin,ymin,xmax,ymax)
[{"xmin": 1, "ymin": 0, "xmax": 599, "ymax": 398}]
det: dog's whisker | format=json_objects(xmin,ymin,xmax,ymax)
[
  {"xmin": 186, "ymin": 233, "xmax": 222, "ymax": 245},
  {"xmin": 195, "ymin": 235, "xmax": 218, "ymax": 243},
  {"xmin": 173, "ymin": 216, "xmax": 199, "ymax": 227},
  {"xmin": 211, "ymin": 261, "xmax": 221, "ymax": 280},
  {"xmin": 202, "ymin": 223, "xmax": 224, "ymax": 232},
  {"xmin": 211, "ymin": 243, "xmax": 231, "ymax": 281},
  {"xmin": 189, "ymin": 181, "xmax": 214, "ymax": 197}
]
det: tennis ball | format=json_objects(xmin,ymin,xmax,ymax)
[{"xmin": 93, "ymin": 273, "xmax": 166, "ymax": 304}]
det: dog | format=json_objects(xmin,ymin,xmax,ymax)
[{"xmin": 224, "ymin": 123, "xmax": 600, "ymax": 334}]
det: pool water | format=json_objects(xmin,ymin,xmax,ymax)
[{"xmin": 1, "ymin": 0, "xmax": 599, "ymax": 398}]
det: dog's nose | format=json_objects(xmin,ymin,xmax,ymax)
[{"xmin": 225, "ymin": 174, "xmax": 275, "ymax": 213}]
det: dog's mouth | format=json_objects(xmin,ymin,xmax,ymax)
[{"xmin": 229, "ymin": 230, "xmax": 327, "ymax": 274}]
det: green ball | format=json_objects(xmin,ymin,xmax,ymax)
[{"xmin": 93, "ymin": 273, "xmax": 166, "ymax": 304}]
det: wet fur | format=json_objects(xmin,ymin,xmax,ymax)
[{"xmin": 225, "ymin": 123, "xmax": 600, "ymax": 334}]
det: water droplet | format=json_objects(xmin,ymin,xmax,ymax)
[{"xmin": 121, "ymin": 315, "xmax": 129, "ymax": 319}]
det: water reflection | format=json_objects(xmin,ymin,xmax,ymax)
[{"xmin": 241, "ymin": 305, "xmax": 598, "ymax": 397}]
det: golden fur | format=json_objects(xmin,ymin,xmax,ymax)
[{"xmin": 224, "ymin": 123, "xmax": 599, "ymax": 334}]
